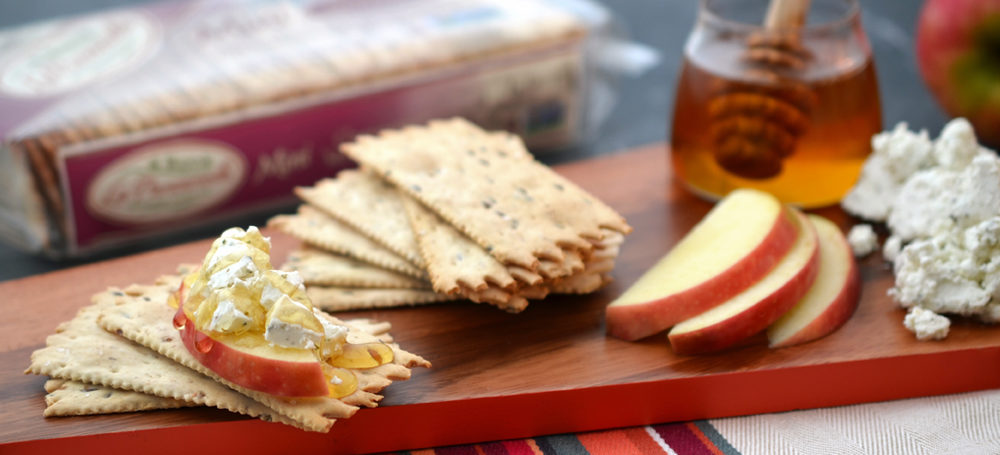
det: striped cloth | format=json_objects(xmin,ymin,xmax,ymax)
[
  {"xmin": 403, "ymin": 422, "xmax": 734, "ymax": 455},
  {"xmin": 397, "ymin": 389, "xmax": 1000, "ymax": 454}
]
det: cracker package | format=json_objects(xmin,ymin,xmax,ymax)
[{"xmin": 0, "ymin": 0, "xmax": 639, "ymax": 258}]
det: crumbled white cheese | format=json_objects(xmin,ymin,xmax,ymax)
[
  {"xmin": 903, "ymin": 307, "xmax": 950, "ymax": 341},
  {"xmin": 207, "ymin": 255, "xmax": 258, "ymax": 290},
  {"xmin": 220, "ymin": 225, "xmax": 271, "ymax": 247},
  {"xmin": 276, "ymin": 270, "xmax": 304, "ymax": 288},
  {"xmin": 264, "ymin": 295, "xmax": 324, "ymax": 349},
  {"xmin": 889, "ymin": 217, "xmax": 1000, "ymax": 323},
  {"xmin": 887, "ymin": 153, "xmax": 1000, "ymax": 241},
  {"xmin": 841, "ymin": 122, "xmax": 935, "ymax": 221},
  {"xmin": 313, "ymin": 308, "xmax": 349, "ymax": 359},
  {"xmin": 260, "ymin": 283, "xmax": 284, "ymax": 310},
  {"xmin": 316, "ymin": 310, "xmax": 349, "ymax": 342},
  {"xmin": 206, "ymin": 239, "xmax": 255, "ymax": 273},
  {"xmin": 847, "ymin": 224, "xmax": 878, "ymax": 257},
  {"xmin": 882, "ymin": 235, "xmax": 903, "ymax": 262},
  {"xmin": 934, "ymin": 118, "xmax": 981, "ymax": 170},
  {"xmin": 843, "ymin": 119, "xmax": 1000, "ymax": 340},
  {"xmin": 842, "ymin": 118, "xmax": 1000, "ymax": 233},
  {"xmin": 208, "ymin": 299, "xmax": 252, "ymax": 333},
  {"xmin": 265, "ymin": 318, "xmax": 323, "ymax": 350}
]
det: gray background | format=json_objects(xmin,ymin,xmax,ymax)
[{"xmin": 0, "ymin": 0, "xmax": 946, "ymax": 280}]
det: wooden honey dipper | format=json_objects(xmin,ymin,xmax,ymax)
[{"xmin": 708, "ymin": 0, "xmax": 813, "ymax": 179}]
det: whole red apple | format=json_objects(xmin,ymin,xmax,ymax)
[{"xmin": 916, "ymin": 0, "xmax": 1000, "ymax": 147}]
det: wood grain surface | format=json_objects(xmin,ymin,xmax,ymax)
[{"xmin": 3, "ymin": 144, "xmax": 1000, "ymax": 453}]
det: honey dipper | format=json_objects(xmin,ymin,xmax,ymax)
[{"xmin": 708, "ymin": 0, "xmax": 813, "ymax": 179}]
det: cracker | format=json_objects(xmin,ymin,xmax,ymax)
[
  {"xmin": 402, "ymin": 194, "xmax": 546, "ymax": 312},
  {"xmin": 537, "ymin": 252, "xmax": 585, "ymax": 281},
  {"xmin": 464, "ymin": 287, "xmax": 531, "ymax": 313},
  {"xmin": 401, "ymin": 193, "xmax": 515, "ymax": 293},
  {"xmin": 269, "ymin": 205, "xmax": 425, "ymax": 279},
  {"xmin": 42, "ymin": 379, "xmax": 189, "ymax": 417},
  {"xmin": 307, "ymin": 287, "xmax": 457, "ymax": 312},
  {"xmin": 297, "ymin": 171, "xmax": 425, "ymax": 268},
  {"xmin": 97, "ymin": 280, "xmax": 429, "ymax": 432},
  {"xmin": 341, "ymin": 118, "xmax": 631, "ymax": 270},
  {"xmin": 25, "ymin": 279, "xmax": 294, "ymax": 425},
  {"xmin": 550, "ymin": 272, "xmax": 607, "ymax": 295},
  {"xmin": 283, "ymin": 247, "xmax": 430, "ymax": 289}
]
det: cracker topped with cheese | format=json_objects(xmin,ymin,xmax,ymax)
[{"xmin": 26, "ymin": 226, "xmax": 429, "ymax": 432}]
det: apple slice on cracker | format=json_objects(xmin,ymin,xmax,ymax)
[{"xmin": 27, "ymin": 227, "xmax": 430, "ymax": 433}]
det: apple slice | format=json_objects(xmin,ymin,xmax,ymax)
[
  {"xmin": 606, "ymin": 189, "xmax": 798, "ymax": 340},
  {"xmin": 767, "ymin": 215, "xmax": 861, "ymax": 348},
  {"xmin": 174, "ymin": 306, "xmax": 331, "ymax": 397},
  {"xmin": 667, "ymin": 209, "xmax": 820, "ymax": 355}
]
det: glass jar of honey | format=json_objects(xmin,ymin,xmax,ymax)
[{"xmin": 670, "ymin": 0, "xmax": 881, "ymax": 208}]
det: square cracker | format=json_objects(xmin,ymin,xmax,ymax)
[
  {"xmin": 25, "ymin": 279, "xmax": 293, "ymax": 424},
  {"xmin": 341, "ymin": 118, "xmax": 631, "ymax": 270},
  {"xmin": 307, "ymin": 287, "xmax": 458, "ymax": 312},
  {"xmin": 297, "ymin": 170, "xmax": 425, "ymax": 268},
  {"xmin": 269, "ymin": 205, "xmax": 425, "ymax": 279},
  {"xmin": 401, "ymin": 193, "xmax": 541, "ymax": 312},
  {"xmin": 42, "ymin": 379, "xmax": 190, "ymax": 417},
  {"xmin": 96, "ymin": 277, "xmax": 430, "ymax": 432},
  {"xmin": 283, "ymin": 246, "xmax": 430, "ymax": 289}
]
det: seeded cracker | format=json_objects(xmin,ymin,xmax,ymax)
[
  {"xmin": 401, "ymin": 192, "xmax": 538, "ymax": 312},
  {"xmin": 297, "ymin": 171, "xmax": 425, "ymax": 268},
  {"xmin": 97, "ymin": 285, "xmax": 429, "ymax": 432},
  {"xmin": 42, "ymin": 379, "xmax": 189, "ymax": 417},
  {"xmin": 308, "ymin": 287, "xmax": 457, "ymax": 312},
  {"xmin": 283, "ymin": 246, "xmax": 430, "ymax": 289},
  {"xmin": 268, "ymin": 205, "xmax": 425, "ymax": 279},
  {"xmin": 25, "ymin": 279, "xmax": 294, "ymax": 425},
  {"xmin": 341, "ymin": 118, "xmax": 631, "ymax": 270}
]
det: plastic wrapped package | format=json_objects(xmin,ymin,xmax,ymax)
[{"xmin": 0, "ymin": 0, "xmax": 655, "ymax": 257}]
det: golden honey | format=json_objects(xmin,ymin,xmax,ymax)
[{"xmin": 670, "ymin": 0, "xmax": 881, "ymax": 208}]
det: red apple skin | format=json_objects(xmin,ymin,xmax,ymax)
[
  {"xmin": 175, "ymin": 303, "xmax": 330, "ymax": 398},
  {"xmin": 667, "ymin": 212, "xmax": 820, "ymax": 355},
  {"xmin": 769, "ymin": 267, "xmax": 859, "ymax": 348},
  {"xmin": 606, "ymin": 208, "xmax": 798, "ymax": 341},
  {"xmin": 767, "ymin": 216, "xmax": 861, "ymax": 348},
  {"xmin": 917, "ymin": 0, "xmax": 1000, "ymax": 147}
]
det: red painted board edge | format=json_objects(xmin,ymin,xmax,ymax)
[{"xmin": 5, "ymin": 346, "xmax": 999, "ymax": 454}]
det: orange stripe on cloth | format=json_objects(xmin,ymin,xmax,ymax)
[
  {"xmin": 520, "ymin": 439, "xmax": 546, "ymax": 455},
  {"xmin": 577, "ymin": 428, "xmax": 634, "ymax": 454},
  {"xmin": 577, "ymin": 426, "xmax": 668, "ymax": 454},
  {"xmin": 625, "ymin": 426, "xmax": 673, "ymax": 454},
  {"xmin": 686, "ymin": 422, "xmax": 724, "ymax": 455}
]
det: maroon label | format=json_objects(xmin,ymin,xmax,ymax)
[
  {"xmin": 59, "ymin": 38, "xmax": 579, "ymax": 252},
  {"xmin": 62, "ymin": 67, "xmax": 477, "ymax": 251}
]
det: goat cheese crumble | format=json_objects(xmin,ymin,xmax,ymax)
[
  {"xmin": 903, "ymin": 307, "xmax": 950, "ymax": 341},
  {"xmin": 847, "ymin": 224, "xmax": 878, "ymax": 257},
  {"xmin": 842, "ymin": 119, "xmax": 1000, "ymax": 339}
]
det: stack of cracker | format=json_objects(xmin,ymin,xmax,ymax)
[
  {"xmin": 25, "ymin": 270, "xmax": 429, "ymax": 432},
  {"xmin": 270, "ymin": 119, "xmax": 631, "ymax": 313}
]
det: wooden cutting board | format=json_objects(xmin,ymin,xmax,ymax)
[{"xmin": 3, "ymin": 144, "xmax": 1000, "ymax": 454}]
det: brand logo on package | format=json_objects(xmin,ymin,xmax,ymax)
[
  {"xmin": 86, "ymin": 140, "xmax": 248, "ymax": 225},
  {"xmin": 1, "ymin": 11, "xmax": 161, "ymax": 97}
]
